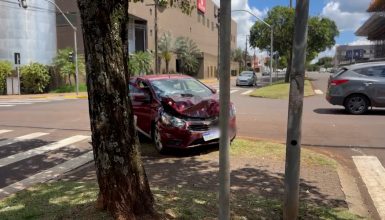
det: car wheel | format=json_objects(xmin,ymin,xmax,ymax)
[
  {"xmin": 344, "ymin": 95, "xmax": 369, "ymax": 115},
  {"xmin": 153, "ymin": 125, "xmax": 167, "ymax": 154}
]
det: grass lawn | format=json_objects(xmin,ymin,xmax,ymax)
[
  {"xmin": 250, "ymin": 80, "xmax": 314, "ymax": 99},
  {"xmin": 0, "ymin": 181, "xmax": 362, "ymax": 220},
  {"xmin": 50, "ymin": 84, "xmax": 87, "ymax": 93}
]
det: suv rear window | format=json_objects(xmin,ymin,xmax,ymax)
[
  {"xmin": 354, "ymin": 66, "xmax": 385, "ymax": 78},
  {"xmin": 332, "ymin": 68, "xmax": 347, "ymax": 77}
]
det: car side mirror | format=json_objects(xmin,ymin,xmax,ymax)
[
  {"xmin": 209, "ymin": 86, "xmax": 217, "ymax": 94},
  {"xmin": 133, "ymin": 93, "xmax": 151, "ymax": 103}
]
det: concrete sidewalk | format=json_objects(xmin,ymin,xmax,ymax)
[{"xmin": 0, "ymin": 92, "xmax": 88, "ymax": 100}]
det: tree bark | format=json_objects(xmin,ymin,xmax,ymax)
[
  {"xmin": 165, "ymin": 60, "xmax": 169, "ymax": 74},
  {"xmin": 77, "ymin": 1, "xmax": 157, "ymax": 219}
]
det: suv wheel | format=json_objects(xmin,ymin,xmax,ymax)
[
  {"xmin": 153, "ymin": 125, "xmax": 167, "ymax": 154},
  {"xmin": 344, "ymin": 95, "xmax": 369, "ymax": 115}
]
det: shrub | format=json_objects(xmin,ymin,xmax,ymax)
[
  {"xmin": 20, "ymin": 63, "xmax": 50, "ymax": 94},
  {"xmin": 128, "ymin": 51, "xmax": 153, "ymax": 76},
  {"xmin": 0, "ymin": 60, "xmax": 13, "ymax": 94}
]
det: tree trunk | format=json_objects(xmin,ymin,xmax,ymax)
[
  {"xmin": 166, "ymin": 60, "xmax": 169, "ymax": 74},
  {"xmin": 77, "ymin": 1, "xmax": 157, "ymax": 219},
  {"xmin": 285, "ymin": 53, "xmax": 292, "ymax": 83},
  {"xmin": 68, "ymin": 74, "xmax": 72, "ymax": 86}
]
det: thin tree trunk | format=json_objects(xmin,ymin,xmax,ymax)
[
  {"xmin": 77, "ymin": 1, "xmax": 157, "ymax": 219},
  {"xmin": 68, "ymin": 74, "xmax": 72, "ymax": 86},
  {"xmin": 166, "ymin": 60, "xmax": 169, "ymax": 73},
  {"xmin": 285, "ymin": 54, "xmax": 292, "ymax": 83}
]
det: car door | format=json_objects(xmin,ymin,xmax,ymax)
[
  {"xmin": 129, "ymin": 81, "xmax": 153, "ymax": 137},
  {"xmin": 371, "ymin": 66, "xmax": 385, "ymax": 106}
]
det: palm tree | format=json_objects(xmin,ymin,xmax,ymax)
[
  {"xmin": 158, "ymin": 32, "xmax": 173, "ymax": 73},
  {"xmin": 174, "ymin": 36, "xmax": 201, "ymax": 75},
  {"xmin": 54, "ymin": 48, "xmax": 85, "ymax": 85}
]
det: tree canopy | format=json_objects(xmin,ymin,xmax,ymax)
[{"xmin": 249, "ymin": 6, "xmax": 339, "ymax": 65}]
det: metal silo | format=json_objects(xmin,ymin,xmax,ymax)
[{"xmin": 0, "ymin": 0, "xmax": 57, "ymax": 65}]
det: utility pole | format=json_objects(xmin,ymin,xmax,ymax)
[
  {"xmin": 218, "ymin": 0, "xmax": 231, "ymax": 219},
  {"xmin": 290, "ymin": 0, "xmax": 293, "ymax": 8},
  {"xmin": 245, "ymin": 35, "xmax": 248, "ymax": 70},
  {"xmin": 283, "ymin": 0, "xmax": 309, "ymax": 219}
]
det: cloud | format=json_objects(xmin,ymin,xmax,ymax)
[
  {"xmin": 214, "ymin": 0, "xmax": 268, "ymax": 51},
  {"xmin": 321, "ymin": 0, "xmax": 370, "ymax": 32}
]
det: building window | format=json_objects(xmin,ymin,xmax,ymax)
[
  {"xmin": 207, "ymin": 18, "xmax": 210, "ymax": 28},
  {"xmin": 202, "ymin": 15, "xmax": 205, "ymax": 25},
  {"xmin": 211, "ymin": 22, "xmax": 214, "ymax": 31},
  {"xmin": 198, "ymin": 14, "xmax": 200, "ymax": 22},
  {"xmin": 56, "ymin": 12, "xmax": 77, "ymax": 27}
]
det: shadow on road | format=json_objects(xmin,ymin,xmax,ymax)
[{"xmin": 314, "ymin": 108, "xmax": 385, "ymax": 116}]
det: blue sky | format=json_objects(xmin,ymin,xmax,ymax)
[{"xmin": 218, "ymin": 0, "xmax": 373, "ymax": 59}]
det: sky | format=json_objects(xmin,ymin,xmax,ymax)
[{"xmin": 213, "ymin": 0, "xmax": 373, "ymax": 60}]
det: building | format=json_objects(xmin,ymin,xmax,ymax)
[
  {"xmin": 355, "ymin": 0, "xmax": 385, "ymax": 61},
  {"xmin": 56, "ymin": 0, "xmax": 239, "ymax": 79},
  {"xmin": 0, "ymin": 0, "xmax": 56, "ymax": 66},
  {"xmin": 333, "ymin": 45, "xmax": 375, "ymax": 66}
]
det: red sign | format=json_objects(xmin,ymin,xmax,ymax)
[{"xmin": 197, "ymin": 0, "xmax": 206, "ymax": 13}]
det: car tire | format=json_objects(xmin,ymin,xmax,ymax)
[
  {"xmin": 344, "ymin": 94, "xmax": 369, "ymax": 115},
  {"xmin": 153, "ymin": 125, "xmax": 167, "ymax": 154}
]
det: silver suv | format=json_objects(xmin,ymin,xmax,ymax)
[{"xmin": 326, "ymin": 62, "xmax": 385, "ymax": 114}]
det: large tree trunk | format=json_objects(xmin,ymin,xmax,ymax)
[{"xmin": 77, "ymin": 1, "xmax": 157, "ymax": 219}]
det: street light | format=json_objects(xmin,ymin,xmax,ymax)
[
  {"xmin": 232, "ymin": 9, "xmax": 274, "ymax": 85},
  {"xmin": 45, "ymin": 0, "xmax": 79, "ymax": 95}
]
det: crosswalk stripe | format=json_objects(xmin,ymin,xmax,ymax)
[
  {"xmin": 0, "ymin": 132, "xmax": 49, "ymax": 148},
  {"xmin": 0, "ymin": 130, "xmax": 13, "ymax": 135},
  {"xmin": 0, "ymin": 135, "xmax": 90, "ymax": 168},
  {"xmin": 230, "ymin": 90, "xmax": 239, "ymax": 94},
  {"xmin": 0, "ymin": 151, "xmax": 94, "ymax": 198},
  {"xmin": 353, "ymin": 156, "xmax": 385, "ymax": 219},
  {"xmin": 0, "ymin": 102, "xmax": 32, "ymax": 105},
  {"xmin": 241, "ymin": 90, "xmax": 253, "ymax": 95},
  {"xmin": 0, "ymin": 100, "xmax": 49, "ymax": 103},
  {"xmin": 0, "ymin": 105, "xmax": 15, "ymax": 107},
  {"xmin": 314, "ymin": 89, "xmax": 324, "ymax": 95}
]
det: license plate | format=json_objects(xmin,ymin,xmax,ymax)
[{"xmin": 203, "ymin": 129, "xmax": 220, "ymax": 141}]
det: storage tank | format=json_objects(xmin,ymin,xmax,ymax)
[{"xmin": 0, "ymin": 0, "xmax": 57, "ymax": 65}]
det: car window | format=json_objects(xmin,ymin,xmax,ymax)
[
  {"xmin": 354, "ymin": 66, "xmax": 385, "ymax": 78},
  {"xmin": 150, "ymin": 78, "xmax": 212, "ymax": 98},
  {"xmin": 240, "ymin": 71, "xmax": 253, "ymax": 76}
]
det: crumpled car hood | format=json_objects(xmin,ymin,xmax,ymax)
[{"xmin": 161, "ymin": 94, "xmax": 220, "ymax": 118}]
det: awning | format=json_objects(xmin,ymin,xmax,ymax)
[
  {"xmin": 355, "ymin": 12, "xmax": 385, "ymax": 40},
  {"xmin": 368, "ymin": 0, "xmax": 385, "ymax": 12}
]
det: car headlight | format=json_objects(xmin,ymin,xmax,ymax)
[
  {"xmin": 161, "ymin": 112, "xmax": 186, "ymax": 128},
  {"xmin": 230, "ymin": 105, "xmax": 236, "ymax": 117}
]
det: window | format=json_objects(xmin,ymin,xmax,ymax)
[
  {"xmin": 202, "ymin": 15, "xmax": 205, "ymax": 25},
  {"xmin": 198, "ymin": 14, "xmax": 200, "ymax": 22},
  {"xmin": 207, "ymin": 18, "xmax": 210, "ymax": 28},
  {"xmin": 355, "ymin": 66, "xmax": 385, "ymax": 77},
  {"xmin": 211, "ymin": 22, "xmax": 214, "ymax": 31},
  {"xmin": 56, "ymin": 12, "xmax": 77, "ymax": 27}
]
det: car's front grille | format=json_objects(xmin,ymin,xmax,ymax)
[{"xmin": 188, "ymin": 124, "xmax": 210, "ymax": 131}]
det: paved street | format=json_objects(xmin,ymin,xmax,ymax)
[{"xmin": 0, "ymin": 73, "xmax": 384, "ymax": 218}]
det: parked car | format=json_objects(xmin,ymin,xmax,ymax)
[
  {"xmin": 262, "ymin": 71, "xmax": 270, "ymax": 76},
  {"xmin": 326, "ymin": 62, "xmax": 385, "ymax": 114},
  {"xmin": 129, "ymin": 74, "xmax": 237, "ymax": 153},
  {"xmin": 236, "ymin": 71, "xmax": 257, "ymax": 86}
]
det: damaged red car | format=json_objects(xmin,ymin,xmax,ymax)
[{"xmin": 129, "ymin": 74, "xmax": 237, "ymax": 153}]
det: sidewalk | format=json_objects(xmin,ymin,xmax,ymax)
[{"xmin": 0, "ymin": 92, "xmax": 88, "ymax": 100}]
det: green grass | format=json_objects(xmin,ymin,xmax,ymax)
[
  {"xmin": 250, "ymin": 80, "xmax": 314, "ymax": 99},
  {"xmin": 0, "ymin": 181, "xmax": 362, "ymax": 220},
  {"xmin": 51, "ymin": 84, "xmax": 87, "ymax": 93},
  {"xmin": 230, "ymin": 139, "xmax": 337, "ymax": 167}
]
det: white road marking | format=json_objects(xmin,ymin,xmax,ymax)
[
  {"xmin": 353, "ymin": 156, "xmax": 385, "ymax": 219},
  {"xmin": 314, "ymin": 89, "xmax": 324, "ymax": 95},
  {"xmin": 0, "ymin": 130, "xmax": 13, "ymax": 135},
  {"xmin": 0, "ymin": 135, "xmax": 90, "ymax": 168},
  {"xmin": 0, "ymin": 100, "xmax": 49, "ymax": 103},
  {"xmin": 241, "ymin": 90, "xmax": 254, "ymax": 95},
  {"xmin": 0, "ymin": 132, "xmax": 49, "ymax": 148},
  {"xmin": 0, "ymin": 102, "xmax": 32, "ymax": 105},
  {"xmin": 0, "ymin": 151, "xmax": 94, "ymax": 198},
  {"xmin": 230, "ymin": 90, "xmax": 239, "ymax": 94},
  {"xmin": 0, "ymin": 105, "xmax": 15, "ymax": 107}
]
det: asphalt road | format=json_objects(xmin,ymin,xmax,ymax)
[{"xmin": 0, "ymin": 73, "xmax": 384, "ymax": 218}]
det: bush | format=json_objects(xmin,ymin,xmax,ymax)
[
  {"xmin": 0, "ymin": 60, "xmax": 13, "ymax": 94},
  {"xmin": 20, "ymin": 63, "xmax": 50, "ymax": 94},
  {"xmin": 128, "ymin": 51, "xmax": 153, "ymax": 76}
]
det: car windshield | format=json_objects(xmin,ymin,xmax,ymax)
[
  {"xmin": 150, "ymin": 78, "xmax": 213, "ymax": 98},
  {"xmin": 240, "ymin": 72, "xmax": 253, "ymax": 76}
]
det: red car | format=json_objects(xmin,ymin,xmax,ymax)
[{"xmin": 129, "ymin": 74, "xmax": 237, "ymax": 153}]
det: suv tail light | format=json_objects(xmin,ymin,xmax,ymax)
[{"xmin": 330, "ymin": 79, "xmax": 349, "ymax": 86}]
